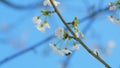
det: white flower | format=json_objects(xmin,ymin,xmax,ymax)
[
  {"xmin": 71, "ymin": 44, "xmax": 80, "ymax": 50},
  {"xmin": 36, "ymin": 24, "xmax": 45, "ymax": 32},
  {"xmin": 75, "ymin": 31, "xmax": 79, "ymax": 38},
  {"xmin": 35, "ymin": 20, "xmax": 50, "ymax": 32},
  {"xmin": 108, "ymin": 16, "xmax": 120, "ymax": 24},
  {"xmin": 108, "ymin": 16, "xmax": 114, "ymax": 23},
  {"xmin": 49, "ymin": 43, "xmax": 57, "ymax": 51},
  {"xmin": 43, "ymin": 0, "xmax": 51, "ymax": 6},
  {"xmin": 109, "ymin": 5, "xmax": 116, "ymax": 10},
  {"xmin": 108, "ymin": 2, "xmax": 112, "ymax": 6},
  {"xmin": 115, "ymin": 19, "xmax": 120, "ymax": 24},
  {"xmin": 56, "ymin": 48, "xmax": 65, "ymax": 56},
  {"xmin": 32, "ymin": 16, "xmax": 41, "ymax": 24},
  {"xmin": 62, "ymin": 48, "xmax": 72, "ymax": 56},
  {"xmin": 55, "ymin": 27, "xmax": 64, "ymax": 39},
  {"xmin": 108, "ymin": 2, "xmax": 116, "ymax": 10},
  {"xmin": 49, "ymin": 44, "xmax": 64, "ymax": 56},
  {"xmin": 43, "ymin": 0, "xmax": 60, "ymax": 7},
  {"xmin": 53, "ymin": 0, "xmax": 60, "ymax": 6},
  {"xmin": 44, "ymin": 21, "xmax": 50, "ymax": 28}
]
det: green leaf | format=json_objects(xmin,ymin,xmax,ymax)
[
  {"xmin": 80, "ymin": 32, "xmax": 84, "ymax": 38},
  {"xmin": 72, "ymin": 17, "xmax": 79, "ymax": 29},
  {"xmin": 63, "ymin": 31, "xmax": 68, "ymax": 40},
  {"xmin": 68, "ymin": 36, "xmax": 72, "ymax": 40},
  {"xmin": 73, "ymin": 42, "xmax": 76, "ymax": 46},
  {"xmin": 41, "ymin": 10, "xmax": 50, "ymax": 16},
  {"xmin": 115, "ymin": 1, "xmax": 120, "ymax": 5},
  {"xmin": 54, "ymin": 44, "xmax": 56, "ymax": 47}
]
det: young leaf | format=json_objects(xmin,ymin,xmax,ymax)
[{"xmin": 41, "ymin": 10, "xmax": 50, "ymax": 16}]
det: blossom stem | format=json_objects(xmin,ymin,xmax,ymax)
[
  {"xmin": 48, "ymin": 10, "xmax": 55, "ymax": 13},
  {"xmin": 49, "ymin": 0, "xmax": 111, "ymax": 68},
  {"xmin": 56, "ymin": 39, "xmax": 63, "ymax": 45},
  {"xmin": 68, "ymin": 36, "xmax": 75, "ymax": 39},
  {"xmin": 67, "ymin": 22, "xmax": 72, "ymax": 24}
]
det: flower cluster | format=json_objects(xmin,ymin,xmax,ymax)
[
  {"xmin": 55, "ymin": 27, "xmax": 64, "ymax": 39},
  {"xmin": 33, "ymin": 16, "xmax": 50, "ymax": 32},
  {"xmin": 108, "ymin": 16, "xmax": 120, "ymax": 24},
  {"xmin": 49, "ymin": 27, "xmax": 81, "ymax": 56},
  {"xmin": 71, "ymin": 17, "xmax": 84, "ymax": 38},
  {"xmin": 108, "ymin": 1, "xmax": 120, "ymax": 24},
  {"xmin": 72, "ymin": 17, "xmax": 79, "ymax": 38},
  {"xmin": 32, "ymin": 1, "xmax": 84, "ymax": 56},
  {"xmin": 49, "ymin": 42, "xmax": 80, "ymax": 56},
  {"xmin": 108, "ymin": 2, "xmax": 116, "ymax": 10},
  {"xmin": 32, "ymin": 10, "xmax": 55, "ymax": 32},
  {"xmin": 47, "ymin": 17, "xmax": 85, "ymax": 56}
]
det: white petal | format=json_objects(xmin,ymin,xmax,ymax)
[
  {"xmin": 32, "ymin": 16, "xmax": 41, "ymax": 24},
  {"xmin": 108, "ymin": 2, "xmax": 112, "ymax": 6},
  {"xmin": 44, "ymin": 23, "xmax": 50, "ymax": 28},
  {"xmin": 36, "ymin": 24, "xmax": 45, "ymax": 32},
  {"xmin": 49, "ymin": 44, "xmax": 64, "ymax": 56},
  {"xmin": 109, "ymin": 6, "xmax": 116, "ymax": 10},
  {"xmin": 43, "ymin": 0, "xmax": 51, "ymax": 6},
  {"xmin": 115, "ymin": 19, "xmax": 120, "ymax": 24},
  {"xmin": 56, "ymin": 49, "xmax": 64, "ymax": 56},
  {"xmin": 72, "ymin": 44, "xmax": 80, "ymax": 50},
  {"xmin": 43, "ymin": 0, "xmax": 60, "ymax": 7},
  {"xmin": 108, "ymin": 16, "xmax": 120, "ymax": 24},
  {"xmin": 108, "ymin": 2, "xmax": 116, "ymax": 10},
  {"xmin": 62, "ymin": 48, "xmax": 72, "ymax": 56},
  {"xmin": 55, "ymin": 27, "xmax": 64, "ymax": 39},
  {"xmin": 108, "ymin": 16, "xmax": 115, "ymax": 23},
  {"xmin": 49, "ymin": 43, "xmax": 57, "ymax": 51},
  {"xmin": 75, "ymin": 32, "xmax": 79, "ymax": 38},
  {"xmin": 80, "ymin": 32, "xmax": 84, "ymax": 38},
  {"xmin": 54, "ymin": 1, "xmax": 60, "ymax": 6}
]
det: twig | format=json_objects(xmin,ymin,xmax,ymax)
[
  {"xmin": 0, "ymin": 35, "xmax": 54, "ymax": 65},
  {"xmin": 79, "ymin": 7, "xmax": 109, "ymax": 23},
  {"xmin": 49, "ymin": 0, "xmax": 111, "ymax": 68},
  {"xmin": 0, "ymin": 0, "xmax": 42, "ymax": 10}
]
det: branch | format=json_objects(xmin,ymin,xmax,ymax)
[
  {"xmin": 79, "ymin": 7, "xmax": 109, "ymax": 23},
  {"xmin": 0, "ymin": 0, "xmax": 42, "ymax": 10},
  {"xmin": 0, "ymin": 35, "xmax": 54, "ymax": 65},
  {"xmin": 49, "ymin": 0, "xmax": 111, "ymax": 68},
  {"xmin": 63, "ymin": 17, "xmax": 97, "ymax": 68},
  {"xmin": 0, "ymin": 2, "xmax": 109, "ymax": 66}
]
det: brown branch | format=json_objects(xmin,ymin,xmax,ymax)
[{"xmin": 49, "ymin": 0, "xmax": 111, "ymax": 68}]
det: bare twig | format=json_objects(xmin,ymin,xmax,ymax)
[
  {"xmin": 79, "ymin": 7, "xmax": 109, "ymax": 23},
  {"xmin": 49, "ymin": 0, "xmax": 111, "ymax": 68},
  {"xmin": 0, "ymin": 0, "xmax": 42, "ymax": 10},
  {"xmin": 0, "ymin": 35, "xmax": 54, "ymax": 65}
]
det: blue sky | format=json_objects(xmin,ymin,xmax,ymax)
[{"xmin": 0, "ymin": 0, "xmax": 120, "ymax": 68}]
